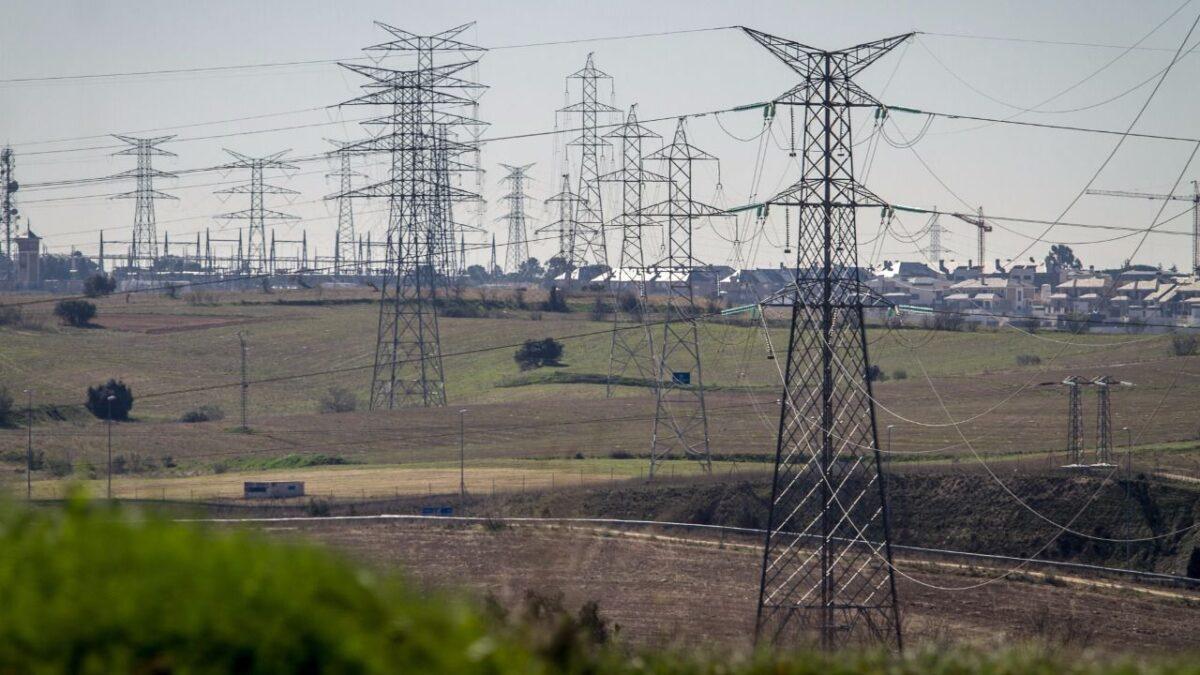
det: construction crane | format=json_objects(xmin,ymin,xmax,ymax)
[
  {"xmin": 951, "ymin": 206, "xmax": 991, "ymax": 270},
  {"xmin": 1086, "ymin": 181, "xmax": 1200, "ymax": 273}
]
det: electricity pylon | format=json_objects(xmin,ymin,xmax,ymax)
[
  {"xmin": 498, "ymin": 163, "xmax": 535, "ymax": 273},
  {"xmin": 111, "ymin": 135, "xmax": 177, "ymax": 269},
  {"xmin": 325, "ymin": 139, "xmax": 365, "ymax": 275},
  {"xmin": 559, "ymin": 53, "xmax": 619, "ymax": 282},
  {"xmin": 1, "ymin": 147, "xmax": 18, "ymax": 260},
  {"xmin": 642, "ymin": 118, "xmax": 723, "ymax": 477},
  {"xmin": 602, "ymin": 105, "xmax": 662, "ymax": 396},
  {"xmin": 541, "ymin": 172, "xmax": 582, "ymax": 268},
  {"xmin": 337, "ymin": 22, "xmax": 486, "ymax": 409},
  {"xmin": 1064, "ymin": 376, "xmax": 1086, "ymax": 466},
  {"xmin": 215, "ymin": 150, "xmax": 298, "ymax": 274},
  {"xmin": 745, "ymin": 27, "xmax": 911, "ymax": 651},
  {"xmin": 1093, "ymin": 376, "xmax": 1132, "ymax": 465}
]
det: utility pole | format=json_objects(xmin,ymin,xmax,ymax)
[
  {"xmin": 24, "ymin": 389, "xmax": 33, "ymax": 500},
  {"xmin": 237, "ymin": 331, "xmax": 248, "ymax": 431},
  {"xmin": 338, "ymin": 23, "xmax": 485, "ymax": 410},
  {"xmin": 643, "ymin": 119, "xmax": 723, "ymax": 477},
  {"xmin": 110, "ymin": 136, "xmax": 177, "ymax": 270},
  {"xmin": 1064, "ymin": 376, "xmax": 1085, "ymax": 466},
  {"xmin": 216, "ymin": 150, "xmax": 298, "ymax": 274},
  {"xmin": 558, "ymin": 53, "xmax": 618, "ymax": 283},
  {"xmin": 1087, "ymin": 181, "xmax": 1200, "ymax": 274},
  {"xmin": 106, "ymin": 394, "xmax": 116, "ymax": 500},
  {"xmin": 458, "ymin": 409, "xmax": 467, "ymax": 498},
  {"xmin": 602, "ymin": 105, "xmax": 661, "ymax": 397},
  {"xmin": 498, "ymin": 163, "xmax": 536, "ymax": 273},
  {"xmin": 745, "ymin": 27, "xmax": 909, "ymax": 651}
]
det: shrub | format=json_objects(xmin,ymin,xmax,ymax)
[
  {"xmin": 514, "ymin": 338, "xmax": 565, "ymax": 371},
  {"xmin": 0, "ymin": 305, "xmax": 22, "ymax": 327},
  {"xmin": 0, "ymin": 386, "xmax": 13, "ymax": 427},
  {"xmin": 1063, "ymin": 312, "xmax": 1094, "ymax": 334},
  {"xmin": 85, "ymin": 379, "xmax": 133, "ymax": 421},
  {"xmin": 891, "ymin": 369, "xmax": 908, "ymax": 380},
  {"xmin": 1171, "ymin": 334, "xmax": 1199, "ymax": 357},
  {"xmin": 926, "ymin": 311, "xmax": 965, "ymax": 332},
  {"xmin": 589, "ymin": 297, "xmax": 610, "ymax": 322},
  {"xmin": 53, "ymin": 299, "xmax": 96, "ymax": 327},
  {"xmin": 617, "ymin": 291, "xmax": 642, "ymax": 319},
  {"xmin": 47, "ymin": 456, "xmax": 73, "ymax": 478},
  {"xmin": 319, "ymin": 387, "xmax": 358, "ymax": 414},
  {"xmin": 180, "ymin": 405, "xmax": 225, "ymax": 423},
  {"xmin": 1016, "ymin": 354, "xmax": 1043, "ymax": 366},
  {"xmin": 83, "ymin": 272, "xmax": 117, "ymax": 298},
  {"xmin": 866, "ymin": 365, "xmax": 887, "ymax": 382},
  {"xmin": 306, "ymin": 498, "xmax": 331, "ymax": 517},
  {"xmin": 542, "ymin": 286, "xmax": 569, "ymax": 313}
]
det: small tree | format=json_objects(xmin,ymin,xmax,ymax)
[
  {"xmin": 318, "ymin": 387, "xmax": 358, "ymax": 414},
  {"xmin": 85, "ymin": 379, "xmax": 134, "ymax": 421},
  {"xmin": 83, "ymin": 272, "xmax": 117, "ymax": 298},
  {"xmin": 54, "ymin": 299, "xmax": 96, "ymax": 327},
  {"xmin": 514, "ymin": 338, "xmax": 565, "ymax": 371},
  {"xmin": 1171, "ymin": 334, "xmax": 1199, "ymax": 357},
  {"xmin": 542, "ymin": 286, "xmax": 569, "ymax": 313}
]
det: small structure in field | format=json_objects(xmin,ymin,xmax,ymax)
[{"xmin": 243, "ymin": 481, "xmax": 305, "ymax": 499}]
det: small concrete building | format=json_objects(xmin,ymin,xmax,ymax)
[
  {"xmin": 14, "ymin": 227, "xmax": 41, "ymax": 290},
  {"xmin": 243, "ymin": 480, "xmax": 305, "ymax": 499}
]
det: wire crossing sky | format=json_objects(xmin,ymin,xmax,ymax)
[{"xmin": 3, "ymin": 0, "xmax": 1200, "ymax": 272}]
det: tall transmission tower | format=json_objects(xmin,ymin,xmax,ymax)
[
  {"xmin": 111, "ymin": 135, "xmax": 177, "ymax": 269},
  {"xmin": 642, "ymin": 118, "xmax": 723, "ymax": 477},
  {"xmin": 927, "ymin": 210, "xmax": 942, "ymax": 263},
  {"xmin": 541, "ymin": 172, "xmax": 581, "ymax": 264},
  {"xmin": 215, "ymin": 150, "xmax": 298, "ymax": 274},
  {"xmin": 498, "ymin": 163, "xmax": 535, "ymax": 273},
  {"xmin": 337, "ymin": 22, "xmax": 485, "ymax": 409},
  {"xmin": 1, "ymin": 148, "xmax": 17, "ymax": 261},
  {"xmin": 602, "ymin": 105, "xmax": 662, "ymax": 396},
  {"xmin": 559, "ymin": 53, "xmax": 618, "ymax": 280},
  {"xmin": 1095, "ymin": 376, "xmax": 1113, "ymax": 466},
  {"xmin": 1064, "ymin": 376, "xmax": 1086, "ymax": 466},
  {"xmin": 325, "ymin": 139, "xmax": 364, "ymax": 275},
  {"xmin": 745, "ymin": 28, "xmax": 910, "ymax": 651}
]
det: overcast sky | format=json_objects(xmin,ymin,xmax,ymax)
[{"xmin": 3, "ymin": 0, "xmax": 1199, "ymax": 272}]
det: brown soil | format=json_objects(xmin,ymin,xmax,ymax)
[{"xmin": 95, "ymin": 313, "xmax": 261, "ymax": 334}]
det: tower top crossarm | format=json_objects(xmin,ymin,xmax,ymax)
[
  {"xmin": 741, "ymin": 27, "xmax": 914, "ymax": 108},
  {"xmin": 603, "ymin": 104, "xmax": 661, "ymax": 142},
  {"xmin": 112, "ymin": 134, "xmax": 177, "ymax": 157},
  {"xmin": 366, "ymin": 22, "xmax": 485, "ymax": 55},
  {"xmin": 218, "ymin": 148, "xmax": 300, "ymax": 172}
]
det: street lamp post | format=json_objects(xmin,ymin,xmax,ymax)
[
  {"xmin": 24, "ymin": 389, "xmax": 33, "ymax": 500},
  {"xmin": 458, "ymin": 409, "xmax": 467, "ymax": 499},
  {"xmin": 106, "ymin": 394, "xmax": 116, "ymax": 500},
  {"xmin": 886, "ymin": 424, "xmax": 894, "ymax": 465},
  {"xmin": 1122, "ymin": 426, "xmax": 1132, "ymax": 479}
]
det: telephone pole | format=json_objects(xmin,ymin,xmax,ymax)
[
  {"xmin": 337, "ymin": 22, "xmax": 486, "ymax": 409},
  {"xmin": 237, "ymin": 332, "xmax": 249, "ymax": 431},
  {"xmin": 602, "ymin": 105, "xmax": 661, "ymax": 396},
  {"xmin": 745, "ymin": 27, "xmax": 910, "ymax": 651},
  {"xmin": 498, "ymin": 163, "xmax": 535, "ymax": 273},
  {"xmin": 111, "ymin": 136, "xmax": 177, "ymax": 270},
  {"xmin": 215, "ymin": 150, "xmax": 298, "ymax": 274}
]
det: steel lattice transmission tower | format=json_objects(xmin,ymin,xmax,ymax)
[
  {"xmin": 559, "ymin": 53, "xmax": 618, "ymax": 280},
  {"xmin": 927, "ymin": 210, "xmax": 942, "ymax": 263},
  {"xmin": 1064, "ymin": 376, "xmax": 1086, "ymax": 466},
  {"xmin": 215, "ymin": 150, "xmax": 299, "ymax": 274},
  {"xmin": 745, "ymin": 28, "xmax": 911, "ymax": 651},
  {"xmin": 337, "ymin": 22, "xmax": 486, "ymax": 410},
  {"xmin": 326, "ymin": 139, "xmax": 365, "ymax": 275},
  {"xmin": 541, "ymin": 173, "xmax": 581, "ymax": 263},
  {"xmin": 1, "ymin": 147, "xmax": 18, "ymax": 261},
  {"xmin": 1095, "ymin": 376, "xmax": 1113, "ymax": 466},
  {"xmin": 111, "ymin": 135, "xmax": 177, "ymax": 269},
  {"xmin": 602, "ymin": 105, "xmax": 662, "ymax": 396},
  {"xmin": 642, "ymin": 118, "xmax": 723, "ymax": 477},
  {"xmin": 498, "ymin": 163, "xmax": 535, "ymax": 273}
]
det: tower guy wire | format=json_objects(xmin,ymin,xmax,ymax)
[
  {"xmin": 497, "ymin": 162, "xmax": 535, "ymax": 273},
  {"xmin": 642, "ymin": 118, "xmax": 724, "ymax": 477},
  {"xmin": 214, "ymin": 149, "xmax": 299, "ymax": 274},
  {"xmin": 110, "ymin": 135, "xmax": 178, "ymax": 270},
  {"xmin": 337, "ymin": 22, "xmax": 486, "ymax": 409},
  {"xmin": 744, "ymin": 27, "xmax": 910, "ymax": 651},
  {"xmin": 602, "ymin": 105, "xmax": 663, "ymax": 397}
]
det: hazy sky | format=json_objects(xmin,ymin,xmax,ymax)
[{"xmin": 3, "ymin": 0, "xmax": 1200, "ymax": 272}]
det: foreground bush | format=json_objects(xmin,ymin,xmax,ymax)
[
  {"xmin": 0, "ymin": 502, "xmax": 1195, "ymax": 673},
  {"xmin": 53, "ymin": 299, "xmax": 96, "ymax": 327}
]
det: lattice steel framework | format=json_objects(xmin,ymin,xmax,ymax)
[
  {"xmin": 602, "ymin": 105, "xmax": 662, "ymax": 396},
  {"xmin": 326, "ymin": 139, "xmax": 364, "ymax": 275},
  {"xmin": 745, "ymin": 27, "xmax": 910, "ymax": 651},
  {"xmin": 642, "ymin": 118, "xmax": 722, "ymax": 477},
  {"xmin": 559, "ymin": 53, "xmax": 618, "ymax": 279},
  {"xmin": 215, "ymin": 150, "xmax": 298, "ymax": 274},
  {"xmin": 927, "ymin": 211, "xmax": 942, "ymax": 263},
  {"xmin": 542, "ymin": 172, "xmax": 582, "ymax": 263},
  {"xmin": 1064, "ymin": 376, "xmax": 1085, "ymax": 466},
  {"xmin": 111, "ymin": 135, "xmax": 177, "ymax": 269},
  {"xmin": 498, "ymin": 163, "xmax": 535, "ymax": 273},
  {"xmin": 1, "ymin": 148, "xmax": 16, "ymax": 260},
  {"xmin": 337, "ymin": 22, "xmax": 485, "ymax": 409}
]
